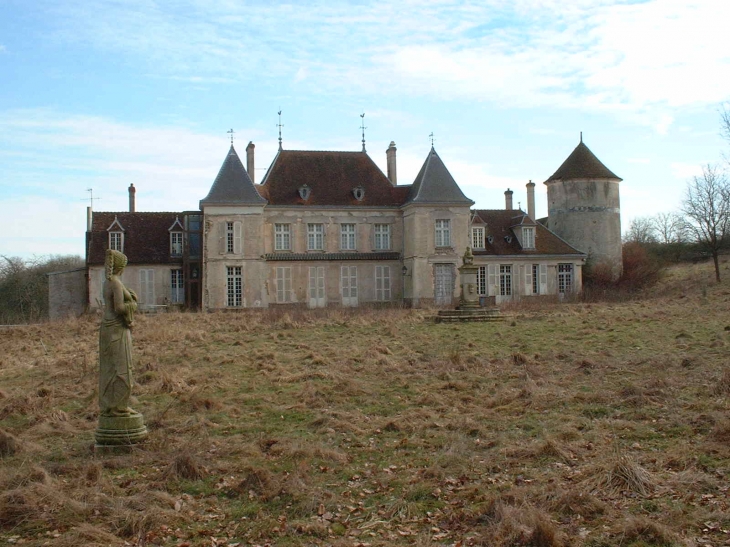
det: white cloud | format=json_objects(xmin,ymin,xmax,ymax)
[{"xmin": 670, "ymin": 162, "xmax": 704, "ymax": 179}]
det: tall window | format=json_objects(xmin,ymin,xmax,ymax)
[
  {"xmin": 477, "ymin": 266, "xmax": 487, "ymax": 295},
  {"xmin": 308, "ymin": 223, "xmax": 324, "ymax": 250},
  {"xmin": 471, "ymin": 227, "xmax": 485, "ymax": 249},
  {"xmin": 139, "ymin": 269, "xmax": 155, "ymax": 305},
  {"xmin": 109, "ymin": 232, "xmax": 123, "ymax": 252},
  {"xmin": 226, "ymin": 266, "xmax": 242, "ymax": 307},
  {"xmin": 170, "ymin": 232, "xmax": 183, "ymax": 256},
  {"xmin": 435, "ymin": 219, "xmax": 451, "ymax": 248},
  {"xmin": 341, "ymin": 224, "xmax": 356, "ymax": 250},
  {"xmin": 170, "ymin": 269, "xmax": 184, "ymax": 304},
  {"xmin": 499, "ymin": 264, "xmax": 512, "ymax": 296},
  {"xmin": 375, "ymin": 265, "xmax": 391, "ymax": 301},
  {"xmin": 558, "ymin": 264, "xmax": 573, "ymax": 295},
  {"xmin": 226, "ymin": 222, "xmax": 235, "ymax": 254},
  {"xmin": 522, "ymin": 227, "xmax": 535, "ymax": 249},
  {"xmin": 532, "ymin": 264, "xmax": 540, "ymax": 295},
  {"xmin": 374, "ymin": 224, "xmax": 391, "ymax": 250},
  {"xmin": 276, "ymin": 267, "xmax": 292, "ymax": 303},
  {"xmin": 275, "ymin": 224, "xmax": 291, "ymax": 251}
]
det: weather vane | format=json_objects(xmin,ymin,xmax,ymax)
[
  {"xmin": 277, "ymin": 110, "xmax": 284, "ymax": 151},
  {"xmin": 227, "ymin": 128, "xmax": 235, "ymax": 145},
  {"xmin": 429, "ymin": 132, "xmax": 435, "ymax": 147},
  {"xmin": 360, "ymin": 113, "xmax": 367, "ymax": 152}
]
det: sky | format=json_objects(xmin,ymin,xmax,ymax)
[{"xmin": 1, "ymin": 0, "xmax": 729, "ymax": 259}]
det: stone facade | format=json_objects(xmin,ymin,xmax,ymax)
[{"xmin": 70, "ymin": 136, "xmax": 625, "ymax": 317}]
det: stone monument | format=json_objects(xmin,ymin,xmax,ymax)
[
  {"xmin": 436, "ymin": 247, "xmax": 502, "ymax": 323},
  {"xmin": 95, "ymin": 249, "xmax": 148, "ymax": 446}
]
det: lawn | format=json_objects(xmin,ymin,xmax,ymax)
[{"xmin": 1, "ymin": 261, "xmax": 729, "ymax": 546}]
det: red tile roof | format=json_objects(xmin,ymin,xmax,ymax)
[
  {"xmin": 258, "ymin": 150, "xmax": 407, "ymax": 206},
  {"xmin": 87, "ymin": 212, "xmax": 184, "ymax": 265},
  {"xmin": 472, "ymin": 210, "xmax": 584, "ymax": 256}
]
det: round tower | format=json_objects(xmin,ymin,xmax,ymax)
[{"xmin": 544, "ymin": 138, "xmax": 622, "ymax": 279}]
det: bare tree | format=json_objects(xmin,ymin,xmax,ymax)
[
  {"xmin": 650, "ymin": 212, "xmax": 688, "ymax": 244},
  {"xmin": 681, "ymin": 164, "xmax": 730, "ymax": 282},
  {"xmin": 624, "ymin": 217, "xmax": 657, "ymax": 244}
]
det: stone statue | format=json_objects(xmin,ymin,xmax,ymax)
[{"xmin": 95, "ymin": 249, "xmax": 147, "ymax": 446}]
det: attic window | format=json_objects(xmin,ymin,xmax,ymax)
[
  {"xmin": 504, "ymin": 235, "xmax": 512, "ymax": 244},
  {"xmin": 487, "ymin": 235, "xmax": 494, "ymax": 245},
  {"xmin": 298, "ymin": 184, "xmax": 311, "ymax": 200},
  {"xmin": 353, "ymin": 186, "xmax": 365, "ymax": 201},
  {"xmin": 522, "ymin": 227, "xmax": 535, "ymax": 249}
]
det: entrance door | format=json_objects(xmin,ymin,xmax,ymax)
[
  {"xmin": 341, "ymin": 266, "xmax": 358, "ymax": 307},
  {"xmin": 308, "ymin": 266, "xmax": 326, "ymax": 308},
  {"xmin": 434, "ymin": 264, "xmax": 454, "ymax": 306}
]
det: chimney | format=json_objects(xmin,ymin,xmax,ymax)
[
  {"xmin": 526, "ymin": 180, "xmax": 535, "ymax": 220},
  {"xmin": 504, "ymin": 188, "xmax": 513, "ymax": 210},
  {"xmin": 128, "ymin": 183, "xmax": 136, "ymax": 212},
  {"xmin": 246, "ymin": 141, "xmax": 255, "ymax": 184},
  {"xmin": 87, "ymin": 207, "xmax": 92, "ymax": 232},
  {"xmin": 386, "ymin": 141, "xmax": 397, "ymax": 186}
]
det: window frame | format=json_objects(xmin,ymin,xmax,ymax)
[
  {"xmin": 340, "ymin": 223, "xmax": 357, "ymax": 251},
  {"xmin": 374, "ymin": 224, "xmax": 391, "ymax": 251},
  {"xmin": 170, "ymin": 268, "xmax": 184, "ymax": 304},
  {"xmin": 226, "ymin": 266, "xmax": 243, "ymax": 307},
  {"xmin": 109, "ymin": 231, "xmax": 124, "ymax": 253},
  {"xmin": 522, "ymin": 227, "xmax": 535, "ymax": 250},
  {"xmin": 477, "ymin": 266, "xmax": 487, "ymax": 296},
  {"xmin": 276, "ymin": 266, "xmax": 293, "ymax": 303},
  {"xmin": 499, "ymin": 264, "xmax": 512, "ymax": 296},
  {"xmin": 375, "ymin": 265, "xmax": 391, "ymax": 301},
  {"xmin": 558, "ymin": 263, "xmax": 573, "ymax": 295},
  {"xmin": 170, "ymin": 231, "xmax": 183, "ymax": 257},
  {"xmin": 307, "ymin": 223, "xmax": 325, "ymax": 251},
  {"xmin": 435, "ymin": 219, "xmax": 451, "ymax": 248},
  {"xmin": 471, "ymin": 227, "xmax": 485, "ymax": 249},
  {"xmin": 274, "ymin": 223, "xmax": 291, "ymax": 251}
]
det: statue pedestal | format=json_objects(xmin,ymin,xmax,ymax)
[{"xmin": 95, "ymin": 413, "xmax": 148, "ymax": 447}]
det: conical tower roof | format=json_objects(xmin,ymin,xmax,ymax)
[
  {"xmin": 545, "ymin": 141, "xmax": 621, "ymax": 183},
  {"xmin": 200, "ymin": 145, "xmax": 267, "ymax": 207},
  {"xmin": 406, "ymin": 147, "xmax": 474, "ymax": 205}
]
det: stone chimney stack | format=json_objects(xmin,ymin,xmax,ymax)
[
  {"xmin": 128, "ymin": 183, "xmax": 136, "ymax": 213},
  {"xmin": 246, "ymin": 141, "xmax": 255, "ymax": 184},
  {"xmin": 526, "ymin": 180, "xmax": 536, "ymax": 220},
  {"xmin": 504, "ymin": 188, "xmax": 513, "ymax": 210},
  {"xmin": 386, "ymin": 141, "xmax": 397, "ymax": 186}
]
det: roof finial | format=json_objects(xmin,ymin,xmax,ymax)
[
  {"xmin": 227, "ymin": 128, "xmax": 235, "ymax": 145},
  {"xmin": 277, "ymin": 110, "xmax": 284, "ymax": 151},
  {"xmin": 429, "ymin": 132, "xmax": 435, "ymax": 148},
  {"xmin": 360, "ymin": 113, "xmax": 367, "ymax": 152},
  {"xmin": 580, "ymin": 131, "xmax": 583, "ymax": 143}
]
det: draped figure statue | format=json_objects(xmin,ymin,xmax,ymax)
[{"xmin": 95, "ymin": 249, "xmax": 147, "ymax": 445}]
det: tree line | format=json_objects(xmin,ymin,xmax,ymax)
[
  {"xmin": 625, "ymin": 107, "xmax": 730, "ymax": 282},
  {"xmin": 0, "ymin": 255, "xmax": 84, "ymax": 324}
]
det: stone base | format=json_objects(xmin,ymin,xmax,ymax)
[
  {"xmin": 435, "ymin": 308, "xmax": 503, "ymax": 323},
  {"xmin": 95, "ymin": 413, "xmax": 148, "ymax": 447}
]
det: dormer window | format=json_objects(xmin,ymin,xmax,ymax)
[
  {"xmin": 504, "ymin": 235, "xmax": 512, "ymax": 244},
  {"xmin": 471, "ymin": 227, "xmax": 485, "ymax": 249},
  {"xmin": 107, "ymin": 216, "xmax": 125, "ymax": 253},
  {"xmin": 487, "ymin": 235, "xmax": 494, "ymax": 245},
  {"xmin": 353, "ymin": 186, "xmax": 365, "ymax": 201},
  {"xmin": 109, "ymin": 231, "xmax": 123, "ymax": 252},
  {"xmin": 522, "ymin": 227, "xmax": 535, "ymax": 249},
  {"xmin": 170, "ymin": 232, "xmax": 183, "ymax": 256},
  {"xmin": 298, "ymin": 184, "xmax": 311, "ymax": 200}
]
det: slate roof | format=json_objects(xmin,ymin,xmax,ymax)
[
  {"xmin": 263, "ymin": 252, "xmax": 401, "ymax": 261},
  {"xmin": 87, "ymin": 212, "xmax": 183, "ymax": 265},
  {"xmin": 472, "ymin": 210, "xmax": 584, "ymax": 257},
  {"xmin": 406, "ymin": 147, "xmax": 474, "ymax": 205},
  {"xmin": 259, "ymin": 150, "xmax": 406, "ymax": 207},
  {"xmin": 200, "ymin": 145, "xmax": 267, "ymax": 207},
  {"xmin": 545, "ymin": 141, "xmax": 621, "ymax": 183}
]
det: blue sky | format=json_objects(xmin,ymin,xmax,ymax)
[{"xmin": 1, "ymin": 0, "xmax": 729, "ymax": 258}]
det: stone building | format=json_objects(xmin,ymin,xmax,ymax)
[
  {"xmin": 541, "ymin": 138, "xmax": 623, "ymax": 278},
  {"xmin": 76, "ymin": 135, "xmax": 622, "ymax": 314}
]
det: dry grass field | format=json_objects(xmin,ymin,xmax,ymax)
[{"xmin": 1, "ymin": 261, "xmax": 729, "ymax": 547}]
